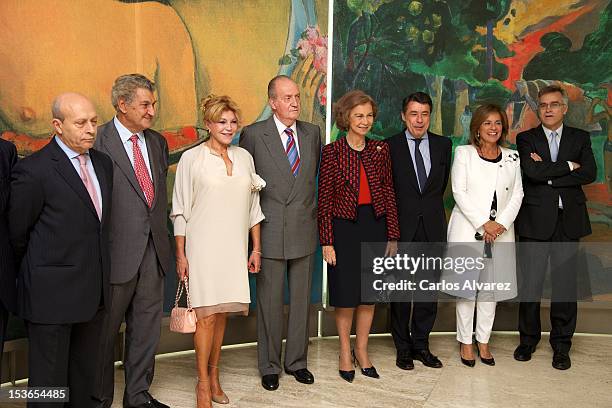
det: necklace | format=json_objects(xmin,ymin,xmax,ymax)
[
  {"xmin": 347, "ymin": 138, "xmax": 365, "ymax": 151},
  {"xmin": 207, "ymin": 141, "xmax": 228, "ymax": 157}
]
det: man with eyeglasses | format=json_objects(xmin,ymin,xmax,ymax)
[{"xmin": 514, "ymin": 84, "xmax": 596, "ymax": 370}]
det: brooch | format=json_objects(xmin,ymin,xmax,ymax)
[{"xmin": 376, "ymin": 146, "xmax": 382, "ymax": 151}]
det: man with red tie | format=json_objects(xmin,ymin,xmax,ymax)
[
  {"xmin": 94, "ymin": 74, "xmax": 172, "ymax": 408},
  {"xmin": 9, "ymin": 93, "xmax": 113, "ymax": 407}
]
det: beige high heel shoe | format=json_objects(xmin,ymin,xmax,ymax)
[{"xmin": 208, "ymin": 364, "xmax": 229, "ymax": 404}]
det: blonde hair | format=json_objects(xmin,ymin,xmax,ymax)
[{"xmin": 201, "ymin": 95, "xmax": 242, "ymax": 124}]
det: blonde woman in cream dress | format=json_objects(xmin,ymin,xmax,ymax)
[{"xmin": 171, "ymin": 95, "xmax": 265, "ymax": 408}]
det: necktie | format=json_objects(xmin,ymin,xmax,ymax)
[
  {"xmin": 129, "ymin": 134, "xmax": 155, "ymax": 207},
  {"xmin": 285, "ymin": 128, "xmax": 300, "ymax": 177},
  {"xmin": 413, "ymin": 138, "xmax": 428, "ymax": 192},
  {"xmin": 77, "ymin": 154, "xmax": 102, "ymax": 220},
  {"xmin": 549, "ymin": 131, "xmax": 559, "ymax": 162}
]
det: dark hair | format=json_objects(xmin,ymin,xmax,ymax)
[
  {"xmin": 267, "ymin": 75, "xmax": 293, "ymax": 99},
  {"xmin": 469, "ymin": 104, "xmax": 509, "ymax": 148},
  {"xmin": 538, "ymin": 84, "xmax": 568, "ymax": 104},
  {"xmin": 333, "ymin": 90, "xmax": 378, "ymax": 131},
  {"xmin": 401, "ymin": 92, "xmax": 433, "ymax": 112}
]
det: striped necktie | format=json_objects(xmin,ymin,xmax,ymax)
[{"xmin": 285, "ymin": 128, "xmax": 300, "ymax": 177}]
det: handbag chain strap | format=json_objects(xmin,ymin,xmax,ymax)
[{"xmin": 173, "ymin": 278, "xmax": 193, "ymax": 310}]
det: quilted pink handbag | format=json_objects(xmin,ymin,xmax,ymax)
[{"xmin": 169, "ymin": 278, "xmax": 197, "ymax": 333}]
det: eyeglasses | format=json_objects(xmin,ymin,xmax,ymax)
[{"xmin": 538, "ymin": 102, "xmax": 565, "ymax": 110}]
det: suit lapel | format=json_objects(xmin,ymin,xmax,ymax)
[
  {"xmin": 49, "ymin": 139, "xmax": 99, "ymax": 221},
  {"xmin": 144, "ymin": 129, "xmax": 160, "ymax": 208},
  {"xmin": 90, "ymin": 150, "xmax": 110, "ymax": 223},
  {"xmin": 398, "ymin": 132, "xmax": 420, "ymax": 192},
  {"xmin": 101, "ymin": 123, "xmax": 148, "ymax": 205},
  {"xmin": 557, "ymin": 126, "xmax": 576, "ymax": 162},
  {"xmin": 287, "ymin": 121, "xmax": 311, "ymax": 202},
  {"xmin": 535, "ymin": 126, "xmax": 552, "ymax": 162},
  {"xmin": 422, "ymin": 135, "xmax": 439, "ymax": 193},
  {"xmin": 261, "ymin": 117, "xmax": 295, "ymax": 187}
]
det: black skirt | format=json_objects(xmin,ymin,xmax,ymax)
[{"xmin": 328, "ymin": 205, "xmax": 387, "ymax": 307}]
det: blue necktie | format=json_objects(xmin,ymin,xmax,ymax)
[
  {"xmin": 285, "ymin": 128, "xmax": 300, "ymax": 177},
  {"xmin": 549, "ymin": 131, "xmax": 559, "ymax": 162},
  {"xmin": 413, "ymin": 138, "xmax": 427, "ymax": 192}
]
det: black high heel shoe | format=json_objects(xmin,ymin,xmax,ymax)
[
  {"xmin": 352, "ymin": 349, "xmax": 379, "ymax": 379},
  {"xmin": 338, "ymin": 356, "xmax": 355, "ymax": 383},
  {"xmin": 475, "ymin": 341, "xmax": 495, "ymax": 366},
  {"xmin": 459, "ymin": 343, "xmax": 475, "ymax": 367}
]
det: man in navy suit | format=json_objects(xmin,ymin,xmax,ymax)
[
  {"xmin": 0, "ymin": 137, "xmax": 17, "ymax": 379},
  {"xmin": 387, "ymin": 92, "xmax": 452, "ymax": 370},
  {"xmin": 9, "ymin": 93, "xmax": 113, "ymax": 406},
  {"xmin": 514, "ymin": 84, "xmax": 596, "ymax": 370}
]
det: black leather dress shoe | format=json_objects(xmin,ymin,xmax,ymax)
[
  {"xmin": 413, "ymin": 349, "xmax": 443, "ymax": 368},
  {"xmin": 352, "ymin": 349, "xmax": 380, "ymax": 379},
  {"xmin": 261, "ymin": 374, "xmax": 279, "ymax": 391},
  {"xmin": 133, "ymin": 399, "xmax": 170, "ymax": 408},
  {"xmin": 396, "ymin": 351, "xmax": 414, "ymax": 370},
  {"xmin": 285, "ymin": 368, "xmax": 314, "ymax": 384},
  {"xmin": 552, "ymin": 351, "xmax": 571, "ymax": 370},
  {"xmin": 513, "ymin": 344, "xmax": 536, "ymax": 362}
]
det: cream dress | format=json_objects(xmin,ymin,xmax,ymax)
[{"xmin": 170, "ymin": 143, "xmax": 265, "ymax": 316}]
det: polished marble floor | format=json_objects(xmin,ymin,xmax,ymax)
[{"xmin": 3, "ymin": 333, "xmax": 612, "ymax": 407}]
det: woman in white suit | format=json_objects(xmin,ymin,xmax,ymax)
[{"xmin": 447, "ymin": 104, "xmax": 524, "ymax": 366}]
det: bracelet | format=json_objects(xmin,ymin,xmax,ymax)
[{"xmin": 252, "ymin": 250, "xmax": 262, "ymax": 254}]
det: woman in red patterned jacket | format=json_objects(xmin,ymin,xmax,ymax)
[{"xmin": 318, "ymin": 90, "xmax": 400, "ymax": 382}]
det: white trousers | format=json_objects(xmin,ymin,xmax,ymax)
[{"xmin": 456, "ymin": 300, "xmax": 497, "ymax": 344}]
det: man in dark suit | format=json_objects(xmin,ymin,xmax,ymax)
[
  {"xmin": 240, "ymin": 75, "xmax": 321, "ymax": 391},
  {"xmin": 9, "ymin": 93, "xmax": 112, "ymax": 407},
  {"xmin": 514, "ymin": 84, "xmax": 596, "ymax": 370},
  {"xmin": 94, "ymin": 74, "xmax": 171, "ymax": 408},
  {"xmin": 387, "ymin": 92, "xmax": 452, "ymax": 370},
  {"xmin": 0, "ymin": 138, "xmax": 17, "ymax": 379}
]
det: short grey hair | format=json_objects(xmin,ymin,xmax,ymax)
[
  {"xmin": 111, "ymin": 74, "xmax": 155, "ymax": 111},
  {"xmin": 538, "ymin": 84, "xmax": 569, "ymax": 105},
  {"xmin": 267, "ymin": 75, "xmax": 293, "ymax": 99}
]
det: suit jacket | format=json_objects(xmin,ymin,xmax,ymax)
[
  {"xmin": 0, "ymin": 139, "xmax": 18, "ymax": 312},
  {"xmin": 95, "ymin": 120, "xmax": 172, "ymax": 283},
  {"xmin": 240, "ymin": 116, "xmax": 321, "ymax": 259},
  {"xmin": 387, "ymin": 131, "xmax": 452, "ymax": 242},
  {"xmin": 317, "ymin": 137, "xmax": 400, "ymax": 245},
  {"xmin": 447, "ymin": 145, "xmax": 524, "ymax": 242},
  {"xmin": 516, "ymin": 125, "xmax": 596, "ymax": 240},
  {"xmin": 8, "ymin": 138, "xmax": 113, "ymax": 324}
]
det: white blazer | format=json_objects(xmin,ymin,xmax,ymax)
[
  {"xmin": 444, "ymin": 144, "xmax": 524, "ymax": 301},
  {"xmin": 448, "ymin": 145, "xmax": 524, "ymax": 242}
]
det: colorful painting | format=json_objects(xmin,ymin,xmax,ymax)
[
  {"xmin": 332, "ymin": 0, "xmax": 611, "ymax": 237},
  {"xmin": 0, "ymin": 0, "xmax": 328, "ymax": 324},
  {"xmin": 0, "ymin": 0, "xmax": 328, "ymax": 156}
]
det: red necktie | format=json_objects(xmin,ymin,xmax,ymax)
[{"xmin": 129, "ymin": 135, "xmax": 155, "ymax": 207}]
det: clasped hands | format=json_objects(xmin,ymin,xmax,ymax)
[
  {"xmin": 483, "ymin": 220, "xmax": 506, "ymax": 243},
  {"xmin": 323, "ymin": 241, "xmax": 398, "ymax": 266}
]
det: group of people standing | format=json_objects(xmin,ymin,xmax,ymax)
[{"xmin": 0, "ymin": 72, "xmax": 596, "ymax": 408}]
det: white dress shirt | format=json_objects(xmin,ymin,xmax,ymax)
[
  {"xmin": 55, "ymin": 136, "xmax": 103, "ymax": 212},
  {"xmin": 113, "ymin": 116, "xmax": 153, "ymax": 178},
  {"xmin": 542, "ymin": 124, "xmax": 567, "ymax": 208},
  {"xmin": 273, "ymin": 114, "xmax": 300, "ymax": 155}
]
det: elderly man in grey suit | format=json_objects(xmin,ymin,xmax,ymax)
[
  {"xmin": 240, "ymin": 75, "xmax": 321, "ymax": 391},
  {"xmin": 94, "ymin": 74, "xmax": 172, "ymax": 408}
]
